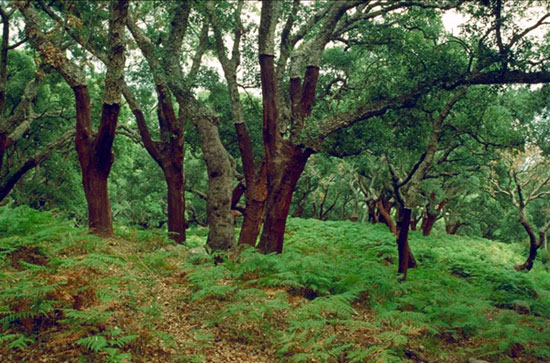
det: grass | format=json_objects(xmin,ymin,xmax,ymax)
[{"xmin": 1, "ymin": 207, "xmax": 549, "ymax": 362}]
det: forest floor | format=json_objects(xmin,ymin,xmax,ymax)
[{"xmin": 1, "ymin": 207, "xmax": 550, "ymax": 362}]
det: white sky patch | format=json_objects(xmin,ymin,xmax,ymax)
[{"xmin": 442, "ymin": 10, "xmax": 467, "ymax": 36}]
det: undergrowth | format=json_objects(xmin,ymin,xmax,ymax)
[{"xmin": 1, "ymin": 207, "xmax": 550, "ymax": 362}]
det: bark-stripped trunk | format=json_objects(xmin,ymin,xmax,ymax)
[
  {"xmin": 396, "ymin": 207, "xmax": 416, "ymax": 280},
  {"xmin": 258, "ymin": 145, "xmax": 311, "ymax": 253},
  {"xmin": 422, "ymin": 195, "xmax": 448, "ymax": 236},
  {"xmin": 367, "ymin": 200, "xmax": 378, "ymax": 224},
  {"xmin": 156, "ymin": 85, "xmax": 186, "ymax": 243},
  {"xmin": 123, "ymin": 84, "xmax": 186, "ymax": 243},
  {"xmin": 19, "ymin": 0, "xmax": 127, "ymax": 236},
  {"xmin": 82, "ymin": 164, "xmax": 113, "ymax": 236},
  {"xmin": 377, "ymin": 199, "xmax": 396, "ymax": 234},
  {"xmin": 164, "ymin": 165, "xmax": 186, "ymax": 243},
  {"xmin": 75, "ymin": 87, "xmax": 118, "ymax": 236},
  {"xmin": 445, "ymin": 221, "xmax": 465, "ymax": 235},
  {"xmin": 235, "ymin": 123, "xmax": 268, "ymax": 246},
  {"xmin": 422, "ymin": 213, "xmax": 437, "ymax": 236}
]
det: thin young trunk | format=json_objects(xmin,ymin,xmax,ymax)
[
  {"xmin": 0, "ymin": 130, "xmax": 72, "ymax": 203},
  {"xmin": 515, "ymin": 219, "xmax": 542, "ymax": 271},
  {"xmin": 0, "ymin": 131, "xmax": 7, "ymax": 172},
  {"xmin": 410, "ymin": 212, "xmax": 418, "ymax": 231}
]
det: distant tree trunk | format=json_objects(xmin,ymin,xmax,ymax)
[
  {"xmin": 0, "ymin": 131, "xmax": 73, "ymax": 203},
  {"xmin": 377, "ymin": 196, "xmax": 393, "ymax": 222},
  {"xmin": 422, "ymin": 213, "xmax": 437, "ymax": 236},
  {"xmin": 377, "ymin": 198, "xmax": 396, "ymax": 234},
  {"xmin": 410, "ymin": 211, "xmax": 418, "ymax": 231},
  {"xmin": 396, "ymin": 207, "xmax": 416, "ymax": 280},
  {"xmin": 367, "ymin": 200, "xmax": 378, "ymax": 224},
  {"xmin": 422, "ymin": 194, "xmax": 448, "ymax": 236},
  {"xmin": 515, "ymin": 218, "xmax": 543, "ymax": 271},
  {"xmin": 445, "ymin": 221, "xmax": 466, "ymax": 235}
]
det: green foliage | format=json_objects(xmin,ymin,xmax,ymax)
[
  {"xmin": 76, "ymin": 329, "xmax": 137, "ymax": 362},
  {"xmin": 3, "ymin": 208, "xmax": 550, "ymax": 361}
]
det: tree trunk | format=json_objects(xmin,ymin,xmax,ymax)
[
  {"xmin": 194, "ymin": 117, "xmax": 236, "ymax": 252},
  {"xmin": 258, "ymin": 145, "xmax": 310, "ymax": 254},
  {"xmin": 124, "ymin": 85, "xmax": 187, "ymax": 244},
  {"xmin": 74, "ymin": 87, "xmax": 118, "ymax": 237},
  {"xmin": 82, "ymin": 166, "xmax": 113, "ymax": 236},
  {"xmin": 377, "ymin": 199, "xmax": 396, "ymax": 234},
  {"xmin": 515, "ymin": 219, "xmax": 542, "ymax": 271},
  {"xmin": 239, "ymin": 197, "xmax": 265, "ymax": 246},
  {"xmin": 422, "ymin": 213, "xmax": 437, "ymax": 236},
  {"xmin": 410, "ymin": 212, "xmax": 418, "ymax": 231},
  {"xmin": 515, "ymin": 239, "xmax": 540, "ymax": 271},
  {"xmin": 0, "ymin": 131, "xmax": 7, "ymax": 172},
  {"xmin": 367, "ymin": 200, "xmax": 378, "ymax": 224},
  {"xmin": 164, "ymin": 165, "xmax": 186, "ymax": 243},
  {"xmin": 0, "ymin": 131, "xmax": 72, "ymax": 203},
  {"xmin": 396, "ymin": 207, "xmax": 416, "ymax": 280},
  {"xmin": 235, "ymin": 122, "xmax": 268, "ymax": 247},
  {"xmin": 446, "ymin": 221, "xmax": 465, "ymax": 235},
  {"xmin": 239, "ymin": 164, "xmax": 268, "ymax": 247}
]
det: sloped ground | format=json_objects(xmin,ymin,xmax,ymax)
[{"xmin": 1, "ymin": 207, "xmax": 549, "ymax": 362}]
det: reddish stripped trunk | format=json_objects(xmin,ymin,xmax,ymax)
[
  {"xmin": 240, "ymin": 197, "xmax": 265, "ymax": 246},
  {"xmin": 127, "ymin": 84, "xmax": 187, "ymax": 243},
  {"xmin": 239, "ymin": 166, "xmax": 267, "ymax": 246},
  {"xmin": 422, "ymin": 195, "xmax": 448, "ymax": 236},
  {"xmin": 258, "ymin": 145, "xmax": 311, "ymax": 254},
  {"xmin": 422, "ymin": 213, "xmax": 437, "ymax": 236},
  {"xmin": 396, "ymin": 207, "xmax": 417, "ymax": 280},
  {"xmin": 367, "ymin": 201, "xmax": 378, "ymax": 224},
  {"xmin": 83, "ymin": 167, "xmax": 113, "ymax": 236},
  {"xmin": 234, "ymin": 122, "xmax": 268, "ymax": 247},
  {"xmin": 74, "ymin": 86, "xmax": 117, "ymax": 237},
  {"xmin": 164, "ymin": 166, "xmax": 186, "ymax": 243},
  {"xmin": 377, "ymin": 199, "xmax": 396, "ymax": 235},
  {"xmin": 445, "ymin": 221, "xmax": 465, "ymax": 235}
]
